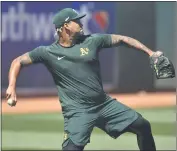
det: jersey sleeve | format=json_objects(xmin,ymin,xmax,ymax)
[
  {"xmin": 28, "ymin": 46, "xmax": 47, "ymax": 63},
  {"xmin": 92, "ymin": 34, "xmax": 112, "ymax": 50}
]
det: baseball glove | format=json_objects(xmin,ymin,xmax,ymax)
[{"xmin": 150, "ymin": 51, "xmax": 175, "ymax": 79}]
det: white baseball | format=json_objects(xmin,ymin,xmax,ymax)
[{"xmin": 7, "ymin": 98, "xmax": 15, "ymax": 106}]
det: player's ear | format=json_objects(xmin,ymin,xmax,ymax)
[
  {"xmin": 64, "ymin": 23, "xmax": 70, "ymax": 30},
  {"xmin": 56, "ymin": 27, "xmax": 62, "ymax": 33}
]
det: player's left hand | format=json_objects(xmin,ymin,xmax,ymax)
[{"xmin": 149, "ymin": 51, "xmax": 175, "ymax": 79}]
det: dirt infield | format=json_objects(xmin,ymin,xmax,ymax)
[{"xmin": 2, "ymin": 92, "xmax": 176, "ymax": 114}]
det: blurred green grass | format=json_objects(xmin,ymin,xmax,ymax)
[
  {"xmin": 2, "ymin": 106, "xmax": 176, "ymax": 150},
  {"xmin": 2, "ymin": 116, "xmax": 175, "ymax": 136},
  {"xmin": 2, "ymin": 107, "xmax": 175, "ymax": 135}
]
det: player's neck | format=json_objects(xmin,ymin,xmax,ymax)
[{"xmin": 59, "ymin": 34, "xmax": 76, "ymax": 47}]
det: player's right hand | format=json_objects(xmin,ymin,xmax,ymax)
[{"xmin": 6, "ymin": 86, "xmax": 17, "ymax": 107}]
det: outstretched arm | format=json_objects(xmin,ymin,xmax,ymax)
[
  {"xmin": 111, "ymin": 34, "xmax": 154, "ymax": 56},
  {"xmin": 6, "ymin": 52, "xmax": 33, "ymax": 105}
]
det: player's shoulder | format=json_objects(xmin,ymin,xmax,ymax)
[
  {"xmin": 38, "ymin": 42, "xmax": 58, "ymax": 52},
  {"xmin": 77, "ymin": 34, "xmax": 103, "ymax": 43},
  {"xmin": 79, "ymin": 34, "xmax": 104, "ymax": 40},
  {"xmin": 91, "ymin": 33, "xmax": 111, "ymax": 39},
  {"xmin": 90, "ymin": 33, "xmax": 104, "ymax": 38},
  {"xmin": 87, "ymin": 33, "xmax": 109, "ymax": 42},
  {"xmin": 83, "ymin": 33, "xmax": 102, "ymax": 39},
  {"xmin": 91, "ymin": 33, "xmax": 102, "ymax": 37}
]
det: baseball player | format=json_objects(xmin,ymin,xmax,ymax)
[{"xmin": 6, "ymin": 8, "xmax": 175, "ymax": 151}]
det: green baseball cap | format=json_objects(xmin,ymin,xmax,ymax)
[{"xmin": 53, "ymin": 8, "xmax": 86, "ymax": 28}]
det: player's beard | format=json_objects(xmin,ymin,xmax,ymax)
[
  {"xmin": 75, "ymin": 29, "xmax": 84, "ymax": 38},
  {"xmin": 73, "ymin": 29, "xmax": 84, "ymax": 42}
]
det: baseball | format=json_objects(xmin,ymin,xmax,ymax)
[{"xmin": 7, "ymin": 98, "xmax": 16, "ymax": 106}]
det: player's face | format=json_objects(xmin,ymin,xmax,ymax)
[{"xmin": 67, "ymin": 19, "xmax": 84, "ymax": 37}]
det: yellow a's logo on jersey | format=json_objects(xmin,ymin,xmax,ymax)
[{"xmin": 80, "ymin": 48, "xmax": 89, "ymax": 56}]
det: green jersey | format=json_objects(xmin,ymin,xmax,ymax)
[{"xmin": 29, "ymin": 34, "xmax": 112, "ymax": 111}]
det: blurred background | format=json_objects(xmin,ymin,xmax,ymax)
[{"xmin": 1, "ymin": 1, "xmax": 176, "ymax": 150}]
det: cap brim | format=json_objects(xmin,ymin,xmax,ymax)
[{"xmin": 73, "ymin": 14, "xmax": 86, "ymax": 20}]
